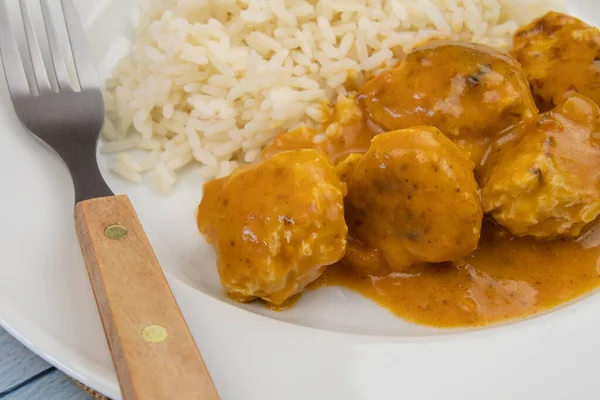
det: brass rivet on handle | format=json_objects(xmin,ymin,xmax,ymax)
[
  {"xmin": 142, "ymin": 325, "xmax": 168, "ymax": 343},
  {"xmin": 104, "ymin": 224, "xmax": 129, "ymax": 240}
]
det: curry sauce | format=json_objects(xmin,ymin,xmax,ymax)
[
  {"xmin": 198, "ymin": 21, "xmax": 600, "ymax": 329},
  {"xmin": 261, "ymin": 42, "xmax": 600, "ymax": 327},
  {"xmin": 315, "ymin": 222, "xmax": 600, "ymax": 327}
]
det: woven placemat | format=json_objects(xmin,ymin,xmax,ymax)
[{"xmin": 74, "ymin": 380, "xmax": 111, "ymax": 400}]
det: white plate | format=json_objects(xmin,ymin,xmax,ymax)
[{"xmin": 2, "ymin": 0, "xmax": 600, "ymax": 399}]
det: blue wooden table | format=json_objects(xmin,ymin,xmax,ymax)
[{"xmin": 0, "ymin": 327, "xmax": 92, "ymax": 399}]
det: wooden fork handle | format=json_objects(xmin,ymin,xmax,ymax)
[{"xmin": 74, "ymin": 195, "xmax": 219, "ymax": 400}]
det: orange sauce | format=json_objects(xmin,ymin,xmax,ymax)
[
  {"xmin": 313, "ymin": 222, "xmax": 600, "ymax": 327},
  {"xmin": 261, "ymin": 98, "xmax": 374, "ymax": 164},
  {"xmin": 261, "ymin": 93, "xmax": 600, "ymax": 328},
  {"xmin": 249, "ymin": 57, "xmax": 600, "ymax": 327}
]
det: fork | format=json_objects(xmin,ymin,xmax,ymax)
[{"xmin": 0, "ymin": 1, "xmax": 220, "ymax": 399}]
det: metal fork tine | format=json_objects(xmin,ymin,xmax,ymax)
[
  {"xmin": 0, "ymin": 0, "xmax": 31, "ymax": 96},
  {"xmin": 40, "ymin": 0, "xmax": 71, "ymax": 91},
  {"xmin": 60, "ymin": 0, "xmax": 97, "ymax": 90},
  {"xmin": 18, "ymin": 0, "xmax": 52, "ymax": 93}
]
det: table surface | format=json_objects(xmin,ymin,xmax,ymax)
[{"xmin": 0, "ymin": 327, "xmax": 92, "ymax": 399}]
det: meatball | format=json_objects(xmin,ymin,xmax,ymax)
[
  {"xmin": 481, "ymin": 94, "xmax": 600, "ymax": 239},
  {"xmin": 513, "ymin": 12, "xmax": 600, "ymax": 110},
  {"xmin": 346, "ymin": 127, "xmax": 483, "ymax": 272},
  {"xmin": 358, "ymin": 41, "xmax": 538, "ymax": 166},
  {"xmin": 197, "ymin": 149, "xmax": 348, "ymax": 305}
]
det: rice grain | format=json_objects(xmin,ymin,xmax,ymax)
[{"xmin": 104, "ymin": 0, "xmax": 563, "ymax": 193}]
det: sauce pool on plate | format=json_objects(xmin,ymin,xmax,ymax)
[{"xmin": 314, "ymin": 222, "xmax": 600, "ymax": 327}]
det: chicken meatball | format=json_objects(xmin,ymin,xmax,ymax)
[
  {"xmin": 346, "ymin": 127, "xmax": 483, "ymax": 272},
  {"xmin": 513, "ymin": 12, "xmax": 600, "ymax": 110},
  {"xmin": 358, "ymin": 41, "xmax": 538, "ymax": 166},
  {"xmin": 197, "ymin": 149, "xmax": 348, "ymax": 305},
  {"xmin": 481, "ymin": 94, "xmax": 600, "ymax": 239}
]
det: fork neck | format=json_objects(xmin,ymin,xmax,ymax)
[{"xmin": 42, "ymin": 130, "xmax": 114, "ymax": 204}]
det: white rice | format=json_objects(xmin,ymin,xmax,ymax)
[{"xmin": 103, "ymin": 0, "xmax": 563, "ymax": 193}]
